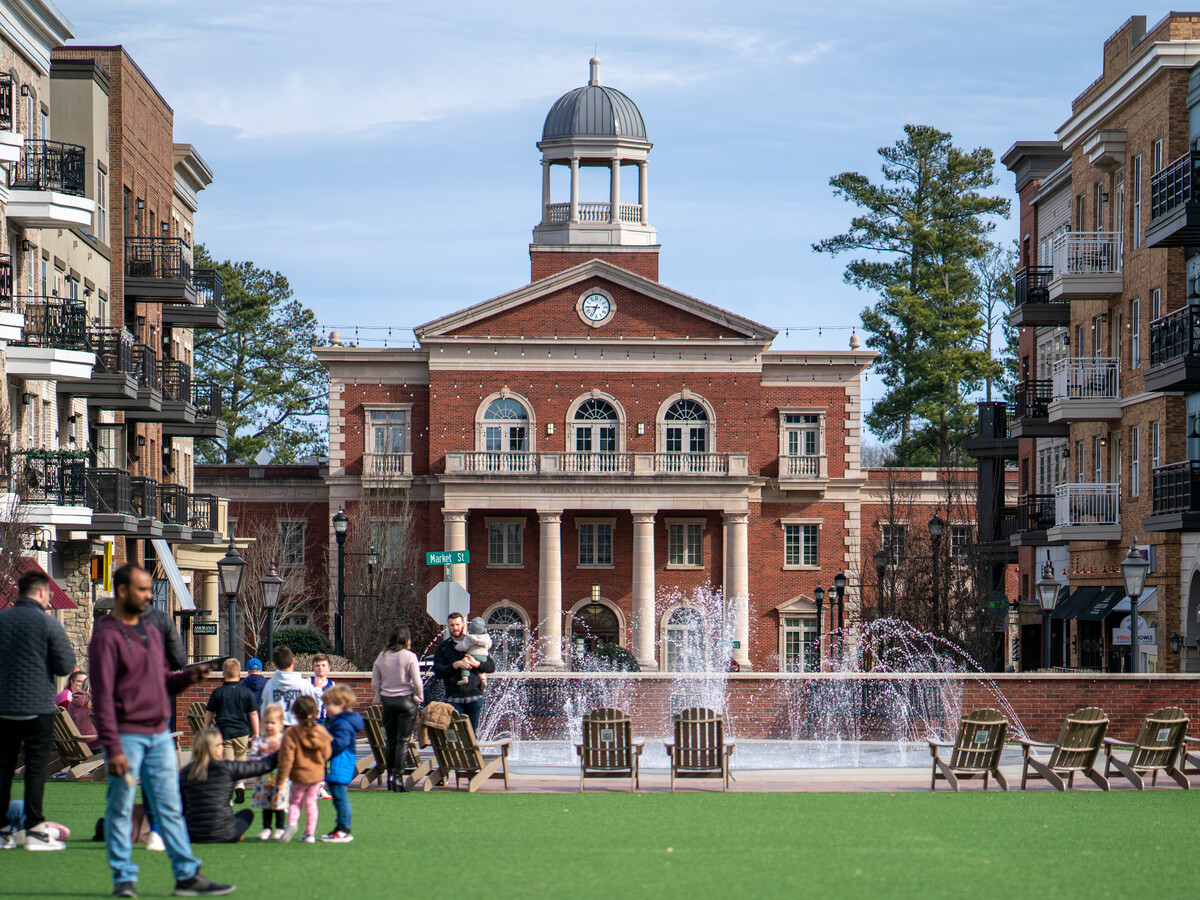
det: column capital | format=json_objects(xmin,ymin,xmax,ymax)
[
  {"xmin": 723, "ymin": 510, "xmax": 750, "ymax": 525},
  {"xmin": 442, "ymin": 509, "xmax": 469, "ymax": 524},
  {"xmin": 538, "ymin": 510, "xmax": 563, "ymax": 524},
  {"xmin": 631, "ymin": 511, "xmax": 657, "ymax": 525}
]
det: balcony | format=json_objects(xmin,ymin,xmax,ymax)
[
  {"xmin": 158, "ymin": 482, "xmax": 192, "ymax": 543},
  {"xmin": 1012, "ymin": 493, "xmax": 1058, "ymax": 547},
  {"xmin": 130, "ymin": 476, "xmax": 163, "ymax": 538},
  {"xmin": 778, "ymin": 453, "xmax": 829, "ymax": 491},
  {"xmin": 72, "ymin": 327, "xmax": 160, "ymax": 411},
  {"xmin": 545, "ymin": 202, "xmax": 645, "ymax": 225},
  {"xmin": 442, "ymin": 451, "xmax": 751, "ymax": 478},
  {"xmin": 161, "ymin": 268, "xmax": 225, "ymax": 330},
  {"xmin": 1010, "ymin": 380, "xmax": 1068, "ymax": 439},
  {"xmin": 0, "ymin": 256, "xmax": 18, "ymax": 343},
  {"xmin": 163, "ymin": 379, "xmax": 226, "ymax": 439},
  {"xmin": 1143, "ymin": 461, "xmax": 1200, "ymax": 532},
  {"xmin": 85, "ymin": 467, "xmax": 136, "ymax": 533},
  {"xmin": 1049, "ymin": 482, "xmax": 1121, "ymax": 542},
  {"xmin": 0, "ymin": 74, "xmax": 20, "ymax": 164},
  {"xmin": 149, "ymin": 358, "xmax": 197, "ymax": 426},
  {"xmin": 6, "ymin": 450, "xmax": 91, "ymax": 527},
  {"xmin": 361, "ymin": 451, "xmax": 414, "ymax": 488},
  {"xmin": 7, "ymin": 140, "xmax": 94, "ymax": 228},
  {"xmin": 1048, "ymin": 357, "xmax": 1121, "ymax": 422},
  {"xmin": 1047, "ymin": 232, "xmax": 1123, "ymax": 302},
  {"xmin": 1146, "ymin": 151, "xmax": 1200, "ymax": 248},
  {"xmin": 4, "ymin": 297, "xmax": 95, "ymax": 381},
  {"xmin": 187, "ymin": 493, "xmax": 222, "ymax": 543},
  {"xmin": 979, "ymin": 505, "xmax": 1019, "ymax": 561},
  {"xmin": 123, "ymin": 238, "xmax": 196, "ymax": 304},
  {"xmin": 1146, "ymin": 305, "xmax": 1200, "ymax": 393},
  {"xmin": 1010, "ymin": 266, "xmax": 1069, "ymax": 327}
]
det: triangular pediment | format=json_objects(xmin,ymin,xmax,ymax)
[
  {"xmin": 773, "ymin": 594, "xmax": 817, "ymax": 616},
  {"xmin": 414, "ymin": 259, "xmax": 776, "ymax": 343}
]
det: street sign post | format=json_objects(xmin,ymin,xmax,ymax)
[{"xmin": 427, "ymin": 550, "xmax": 469, "ymax": 582}]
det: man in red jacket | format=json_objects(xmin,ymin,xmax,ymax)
[{"xmin": 89, "ymin": 564, "xmax": 232, "ymax": 899}]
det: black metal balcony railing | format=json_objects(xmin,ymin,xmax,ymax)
[
  {"xmin": 191, "ymin": 268, "xmax": 223, "ymax": 309},
  {"xmin": 1018, "ymin": 493, "xmax": 1056, "ymax": 532},
  {"xmin": 158, "ymin": 482, "xmax": 189, "ymax": 526},
  {"xmin": 1149, "ymin": 305, "xmax": 1200, "ymax": 369},
  {"xmin": 1150, "ymin": 150, "xmax": 1200, "ymax": 221},
  {"xmin": 160, "ymin": 359, "xmax": 191, "ymax": 403},
  {"xmin": 1014, "ymin": 265, "xmax": 1054, "ymax": 307},
  {"xmin": 11, "ymin": 139, "xmax": 86, "ymax": 196},
  {"xmin": 86, "ymin": 467, "xmax": 132, "ymax": 516},
  {"xmin": 1012, "ymin": 379, "xmax": 1053, "ymax": 421},
  {"xmin": 192, "ymin": 380, "xmax": 223, "ymax": 421},
  {"xmin": 129, "ymin": 476, "xmax": 157, "ymax": 520},
  {"xmin": 0, "ymin": 441, "xmax": 11, "ymax": 484},
  {"xmin": 992, "ymin": 506, "xmax": 1019, "ymax": 542},
  {"xmin": 188, "ymin": 493, "xmax": 217, "ymax": 532},
  {"xmin": 133, "ymin": 343, "xmax": 159, "ymax": 392},
  {"xmin": 0, "ymin": 74, "xmax": 12, "ymax": 131},
  {"xmin": 0, "ymin": 254, "xmax": 12, "ymax": 309},
  {"xmin": 1151, "ymin": 460, "xmax": 1200, "ymax": 516},
  {"xmin": 125, "ymin": 237, "xmax": 192, "ymax": 282},
  {"xmin": 89, "ymin": 326, "xmax": 136, "ymax": 376},
  {"xmin": 12, "ymin": 451, "xmax": 87, "ymax": 506},
  {"xmin": 14, "ymin": 297, "xmax": 88, "ymax": 350}
]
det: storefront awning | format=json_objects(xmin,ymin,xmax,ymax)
[
  {"xmin": 1050, "ymin": 586, "xmax": 1094, "ymax": 619},
  {"xmin": 1075, "ymin": 587, "xmax": 1126, "ymax": 621},
  {"xmin": 151, "ymin": 539, "xmax": 194, "ymax": 611},
  {"xmin": 0, "ymin": 557, "xmax": 77, "ymax": 610},
  {"xmin": 1111, "ymin": 587, "xmax": 1158, "ymax": 613}
]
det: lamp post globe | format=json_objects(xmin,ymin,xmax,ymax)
[
  {"xmin": 1036, "ymin": 554, "xmax": 1059, "ymax": 670},
  {"xmin": 260, "ymin": 561, "xmax": 284, "ymax": 664},
  {"xmin": 332, "ymin": 508, "xmax": 349, "ymax": 542},
  {"xmin": 928, "ymin": 514, "xmax": 945, "ymax": 538},
  {"xmin": 1120, "ymin": 539, "xmax": 1150, "ymax": 673}
]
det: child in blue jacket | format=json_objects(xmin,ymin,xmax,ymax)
[{"xmin": 320, "ymin": 686, "xmax": 363, "ymax": 843}]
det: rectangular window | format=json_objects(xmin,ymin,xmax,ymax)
[
  {"xmin": 1131, "ymin": 298, "xmax": 1140, "ymax": 369},
  {"xmin": 1152, "ymin": 421, "xmax": 1160, "ymax": 469},
  {"xmin": 370, "ymin": 522, "xmax": 405, "ymax": 562},
  {"xmin": 95, "ymin": 424, "xmax": 124, "ymax": 468},
  {"xmin": 668, "ymin": 523, "xmax": 703, "ymax": 566},
  {"xmin": 1153, "ymin": 138, "xmax": 1163, "ymax": 174},
  {"xmin": 950, "ymin": 525, "xmax": 972, "ymax": 558},
  {"xmin": 96, "ymin": 166, "xmax": 106, "ymax": 241},
  {"xmin": 1151, "ymin": 287, "xmax": 1161, "ymax": 321},
  {"xmin": 1076, "ymin": 440, "xmax": 1084, "ymax": 482},
  {"xmin": 880, "ymin": 524, "xmax": 906, "ymax": 558},
  {"xmin": 784, "ymin": 524, "xmax": 818, "ymax": 567},
  {"xmin": 488, "ymin": 522, "xmax": 523, "ymax": 566},
  {"xmin": 280, "ymin": 521, "xmax": 305, "ymax": 568},
  {"xmin": 1095, "ymin": 437, "xmax": 1104, "ymax": 483},
  {"xmin": 368, "ymin": 408, "xmax": 409, "ymax": 454},
  {"xmin": 578, "ymin": 522, "xmax": 613, "ymax": 567},
  {"xmin": 783, "ymin": 413, "xmax": 820, "ymax": 456},
  {"xmin": 1131, "ymin": 426, "xmax": 1140, "ymax": 498},
  {"xmin": 782, "ymin": 616, "xmax": 818, "ymax": 672},
  {"xmin": 1077, "ymin": 193, "xmax": 1086, "ymax": 230},
  {"xmin": 1132, "ymin": 154, "xmax": 1142, "ymax": 249}
]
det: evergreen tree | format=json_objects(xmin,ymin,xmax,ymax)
[
  {"xmin": 814, "ymin": 125, "xmax": 1009, "ymax": 465},
  {"xmin": 193, "ymin": 246, "xmax": 328, "ymax": 463}
]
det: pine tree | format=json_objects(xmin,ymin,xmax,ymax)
[
  {"xmin": 193, "ymin": 246, "xmax": 328, "ymax": 463},
  {"xmin": 814, "ymin": 125, "xmax": 1009, "ymax": 465}
]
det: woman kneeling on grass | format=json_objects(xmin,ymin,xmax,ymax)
[{"xmin": 180, "ymin": 728, "xmax": 279, "ymax": 843}]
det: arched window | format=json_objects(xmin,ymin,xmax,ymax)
[
  {"xmin": 664, "ymin": 399, "xmax": 708, "ymax": 453},
  {"xmin": 478, "ymin": 396, "xmax": 530, "ymax": 470},
  {"xmin": 486, "ymin": 606, "xmax": 526, "ymax": 671},
  {"xmin": 570, "ymin": 397, "xmax": 621, "ymax": 471},
  {"xmin": 664, "ymin": 607, "xmax": 705, "ymax": 672},
  {"xmin": 570, "ymin": 601, "xmax": 620, "ymax": 661}
]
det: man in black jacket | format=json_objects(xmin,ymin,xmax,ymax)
[
  {"xmin": 0, "ymin": 569, "xmax": 75, "ymax": 850},
  {"xmin": 432, "ymin": 612, "xmax": 495, "ymax": 734}
]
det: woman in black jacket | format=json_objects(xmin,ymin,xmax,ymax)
[{"xmin": 180, "ymin": 728, "xmax": 278, "ymax": 843}]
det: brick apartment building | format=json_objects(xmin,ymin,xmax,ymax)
[
  {"xmin": 997, "ymin": 13, "xmax": 1200, "ymax": 674},
  {"xmin": 304, "ymin": 60, "xmax": 1012, "ymax": 672}
]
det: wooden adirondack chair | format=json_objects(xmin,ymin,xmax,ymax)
[
  {"xmin": 1018, "ymin": 707, "xmax": 1110, "ymax": 791},
  {"xmin": 1103, "ymin": 707, "xmax": 1189, "ymax": 790},
  {"xmin": 1182, "ymin": 736, "xmax": 1200, "ymax": 777},
  {"xmin": 360, "ymin": 705, "xmax": 431, "ymax": 790},
  {"xmin": 664, "ymin": 707, "xmax": 735, "ymax": 792},
  {"xmin": 51, "ymin": 708, "xmax": 106, "ymax": 782},
  {"xmin": 575, "ymin": 707, "xmax": 644, "ymax": 792},
  {"xmin": 186, "ymin": 702, "xmax": 207, "ymax": 736},
  {"xmin": 423, "ymin": 711, "xmax": 511, "ymax": 793},
  {"xmin": 928, "ymin": 708, "xmax": 1009, "ymax": 791}
]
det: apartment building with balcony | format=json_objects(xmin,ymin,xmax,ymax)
[{"xmin": 995, "ymin": 13, "xmax": 1200, "ymax": 673}]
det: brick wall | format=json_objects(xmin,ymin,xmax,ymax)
[{"xmin": 530, "ymin": 247, "xmax": 659, "ymax": 281}]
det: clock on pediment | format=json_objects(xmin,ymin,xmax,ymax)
[{"xmin": 576, "ymin": 289, "xmax": 615, "ymax": 327}]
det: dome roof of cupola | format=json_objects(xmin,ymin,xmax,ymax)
[{"xmin": 541, "ymin": 58, "xmax": 647, "ymax": 143}]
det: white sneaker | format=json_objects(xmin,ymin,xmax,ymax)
[
  {"xmin": 300, "ymin": 834, "xmax": 315, "ymax": 844},
  {"xmin": 318, "ymin": 786, "xmax": 331, "ymax": 799},
  {"xmin": 279, "ymin": 825, "xmax": 297, "ymax": 843},
  {"xmin": 256, "ymin": 829, "xmax": 272, "ymax": 841},
  {"xmin": 0, "ymin": 828, "xmax": 15, "ymax": 850},
  {"xmin": 272, "ymin": 828, "xmax": 285, "ymax": 841},
  {"xmin": 145, "ymin": 831, "xmax": 165, "ymax": 852},
  {"xmin": 24, "ymin": 828, "xmax": 65, "ymax": 851}
]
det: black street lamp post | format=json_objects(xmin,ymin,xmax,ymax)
[
  {"xmin": 216, "ymin": 541, "xmax": 247, "ymax": 661},
  {"xmin": 260, "ymin": 561, "xmax": 284, "ymax": 666},
  {"xmin": 833, "ymin": 571, "xmax": 847, "ymax": 663},
  {"xmin": 332, "ymin": 508, "xmax": 349, "ymax": 656},
  {"xmin": 813, "ymin": 585, "xmax": 825, "ymax": 670},
  {"xmin": 928, "ymin": 514, "xmax": 945, "ymax": 632},
  {"xmin": 1121, "ymin": 539, "xmax": 1150, "ymax": 674},
  {"xmin": 874, "ymin": 549, "xmax": 888, "ymax": 618},
  {"xmin": 1036, "ymin": 553, "xmax": 1059, "ymax": 670}
]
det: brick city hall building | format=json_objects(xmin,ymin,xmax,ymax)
[{"xmin": 317, "ymin": 60, "xmax": 884, "ymax": 672}]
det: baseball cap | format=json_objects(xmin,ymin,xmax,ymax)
[{"xmin": 246, "ymin": 658, "xmax": 263, "ymax": 671}]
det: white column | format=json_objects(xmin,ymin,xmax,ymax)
[
  {"xmin": 632, "ymin": 512, "xmax": 657, "ymax": 669},
  {"xmin": 199, "ymin": 570, "xmax": 219, "ymax": 660},
  {"xmin": 541, "ymin": 160, "xmax": 551, "ymax": 224},
  {"xmin": 724, "ymin": 511, "xmax": 752, "ymax": 670},
  {"xmin": 443, "ymin": 509, "xmax": 468, "ymax": 589},
  {"xmin": 610, "ymin": 158, "xmax": 620, "ymax": 223},
  {"xmin": 536, "ymin": 511, "xmax": 564, "ymax": 670},
  {"xmin": 569, "ymin": 158, "xmax": 580, "ymax": 223},
  {"xmin": 638, "ymin": 160, "xmax": 648, "ymax": 224}
]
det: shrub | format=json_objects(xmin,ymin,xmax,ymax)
[
  {"xmin": 255, "ymin": 628, "xmax": 332, "ymax": 661},
  {"xmin": 586, "ymin": 643, "xmax": 640, "ymax": 672}
]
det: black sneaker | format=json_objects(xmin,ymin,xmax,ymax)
[
  {"xmin": 172, "ymin": 872, "xmax": 235, "ymax": 897},
  {"xmin": 113, "ymin": 882, "xmax": 137, "ymax": 898},
  {"xmin": 234, "ymin": 788, "xmax": 245, "ymax": 804}
]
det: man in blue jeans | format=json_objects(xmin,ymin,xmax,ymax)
[
  {"xmin": 433, "ymin": 612, "xmax": 495, "ymax": 734},
  {"xmin": 89, "ymin": 564, "xmax": 232, "ymax": 898}
]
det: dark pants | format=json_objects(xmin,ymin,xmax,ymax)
[
  {"xmin": 328, "ymin": 782, "xmax": 351, "ymax": 831},
  {"xmin": 0, "ymin": 714, "xmax": 56, "ymax": 831},
  {"xmin": 449, "ymin": 697, "xmax": 484, "ymax": 735},
  {"xmin": 261, "ymin": 809, "xmax": 284, "ymax": 830},
  {"xmin": 228, "ymin": 809, "xmax": 254, "ymax": 842},
  {"xmin": 380, "ymin": 696, "xmax": 418, "ymax": 776}
]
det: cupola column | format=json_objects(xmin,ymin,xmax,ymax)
[
  {"xmin": 541, "ymin": 160, "xmax": 551, "ymax": 225},
  {"xmin": 610, "ymin": 157, "xmax": 620, "ymax": 224},
  {"xmin": 569, "ymin": 158, "xmax": 580, "ymax": 223},
  {"xmin": 638, "ymin": 160, "xmax": 648, "ymax": 225}
]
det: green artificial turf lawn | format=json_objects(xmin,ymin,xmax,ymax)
[{"xmin": 3, "ymin": 783, "xmax": 1197, "ymax": 899}]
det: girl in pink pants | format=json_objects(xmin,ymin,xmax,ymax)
[{"xmin": 275, "ymin": 697, "xmax": 332, "ymax": 844}]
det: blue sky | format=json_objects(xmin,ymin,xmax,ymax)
[{"xmin": 64, "ymin": 1, "xmax": 1151, "ymax": 405}]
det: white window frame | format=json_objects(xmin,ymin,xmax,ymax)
[
  {"xmin": 96, "ymin": 165, "xmax": 107, "ymax": 241},
  {"xmin": 566, "ymin": 391, "xmax": 626, "ymax": 455},
  {"xmin": 662, "ymin": 606, "xmax": 707, "ymax": 672},
  {"xmin": 949, "ymin": 524, "xmax": 973, "ymax": 559},
  {"xmin": 1152, "ymin": 421, "xmax": 1160, "ymax": 470},
  {"xmin": 1132, "ymin": 153, "xmax": 1142, "ymax": 249},
  {"xmin": 576, "ymin": 517, "xmax": 615, "ymax": 568},
  {"xmin": 483, "ymin": 602, "xmax": 528, "ymax": 671},
  {"xmin": 475, "ymin": 391, "xmax": 535, "ymax": 454},
  {"xmin": 278, "ymin": 518, "xmax": 307, "ymax": 569},
  {"xmin": 779, "ymin": 613, "xmax": 819, "ymax": 673},
  {"xmin": 1131, "ymin": 426, "xmax": 1140, "ymax": 498},
  {"xmin": 782, "ymin": 519, "xmax": 820, "ymax": 569},
  {"xmin": 365, "ymin": 403, "xmax": 413, "ymax": 455},
  {"xmin": 1151, "ymin": 287, "xmax": 1161, "ymax": 322},
  {"xmin": 485, "ymin": 517, "xmax": 525, "ymax": 568},
  {"xmin": 665, "ymin": 518, "xmax": 704, "ymax": 569},
  {"xmin": 1153, "ymin": 138, "xmax": 1163, "ymax": 174},
  {"xmin": 655, "ymin": 391, "xmax": 716, "ymax": 455}
]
